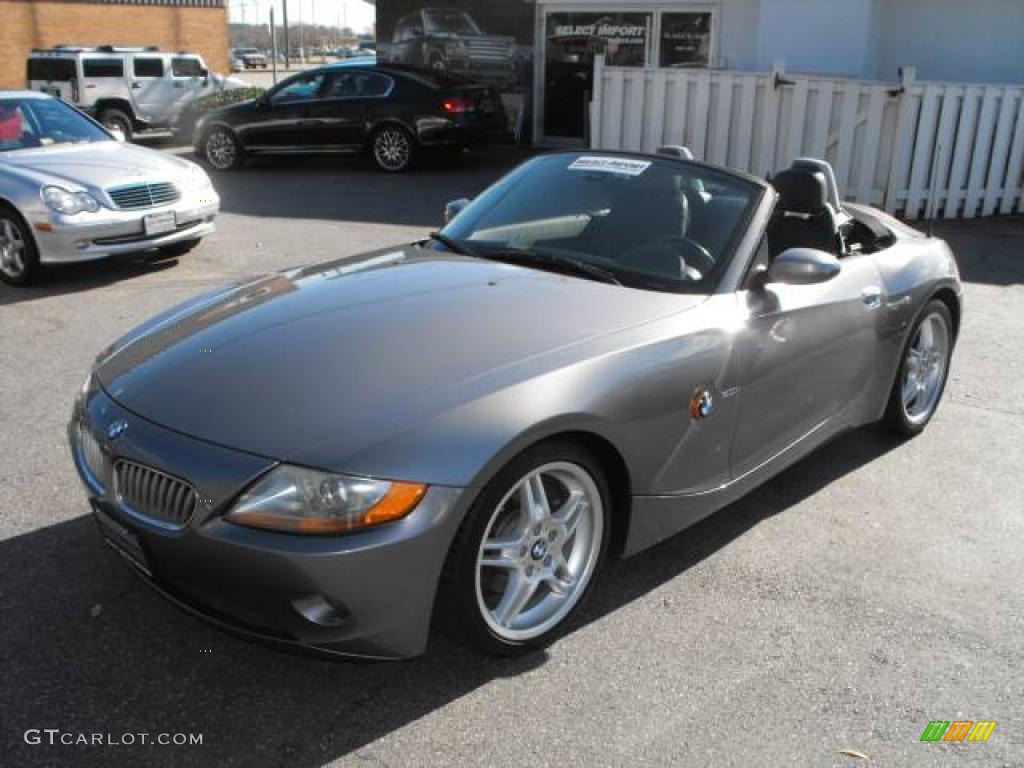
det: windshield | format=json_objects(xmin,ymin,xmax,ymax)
[
  {"xmin": 424, "ymin": 10, "xmax": 482, "ymax": 36},
  {"xmin": 0, "ymin": 97, "xmax": 110, "ymax": 151},
  {"xmin": 440, "ymin": 153, "xmax": 762, "ymax": 293}
]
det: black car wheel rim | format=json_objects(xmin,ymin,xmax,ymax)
[
  {"xmin": 375, "ymin": 129, "xmax": 410, "ymax": 170},
  {"xmin": 206, "ymin": 131, "xmax": 236, "ymax": 170}
]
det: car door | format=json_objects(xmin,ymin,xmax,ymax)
[
  {"xmin": 305, "ymin": 70, "xmax": 395, "ymax": 149},
  {"xmin": 730, "ymin": 238, "xmax": 884, "ymax": 477},
  {"xmin": 241, "ymin": 71, "xmax": 330, "ymax": 148},
  {"xmin": 169, "ymin": 56, "xmax": 208, "ymax": 120},
  {"xmin": 130, "ymin": 56, "xmax": 171, "ymax": 123}
]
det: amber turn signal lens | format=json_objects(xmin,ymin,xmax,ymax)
[
  {"xmin": 228, "ymin": 480, "xmax": 428, "ymax": 535},
  {"xmin": 363, "ymin": 482, "xmax": 428, "ymax": 525}
]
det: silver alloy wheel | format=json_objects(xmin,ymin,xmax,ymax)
[
  {"xmin": 901, "ymin": 311, "xmax": 950, "ymax": 425},
  {"xmin": 374, "ymin": 128, "xmax": 411, "ymax": 171},
  {"xmin": 205, "ymin": 130, "xmax": 236, "ymax": 170},
  {"xmin": 475, "ymin": 461, "xmax": 604, "ymax": 642},
  {"xmin": 0, "ymin": 217, "xmax": 27, "ymax": 278}
]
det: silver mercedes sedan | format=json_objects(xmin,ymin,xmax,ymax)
[
  {"xmin": 70, "ymin": 150, "xmax": 961, "ymax": 659},
  {"xmin": 0, "ymin": 91, "xmax": 218, "ymax": 286}
]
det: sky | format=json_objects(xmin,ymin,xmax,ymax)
[{"xmin": 228, "ymin": 0, "xmax": 376, "ymax": 33}]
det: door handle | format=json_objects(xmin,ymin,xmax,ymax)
[
  {"xmin": 173, "ymin": 83, "xmax": 184, "ymax": 89},
  {"xmin": 861, "ymin": 286, "xmax": 882, "ymax": 309},
  {"xmin": 131, "ymin": 82, "xmax": 142, "ymax": 89}
]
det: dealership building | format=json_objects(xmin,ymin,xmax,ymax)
[
  {"xmin": 371, "ymin": 0, "xmax": 1024, "ymax": 146},
  {"xmin": 0, "ymin": 0, "xmax": 229, "ymax": 90}
]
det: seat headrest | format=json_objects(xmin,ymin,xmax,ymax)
[{"xmin": 771, "ymin": 169, "xmax": 828, "ymax": 213}]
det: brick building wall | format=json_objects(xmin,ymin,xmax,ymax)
[{"xmin": 0, "ymin": 0, "xmax": 229, "ymax": 89}]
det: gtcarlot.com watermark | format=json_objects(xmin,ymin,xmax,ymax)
[{"xmin": 25, "ymin": 729, "xmax": 203, "ymax": 747}]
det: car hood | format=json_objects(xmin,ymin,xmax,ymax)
[
  {"xmin": 95, "ymin": 246, "xmax": 703, "ymax": 469},
  {"xmin": 1, "ymin": 141, "xmax": 192, "ymax": 193}
]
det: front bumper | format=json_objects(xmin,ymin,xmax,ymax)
[
  {"xmin": 70, "ymin": 385, "xmax": 467, "ymax": 660},
  {"xmin": 447, "ymin": 59, "xmax": 517, "ymax": 87},
  {"xmin": 34, "ymin": 193, "xmax": 219, "ymax": 265}
]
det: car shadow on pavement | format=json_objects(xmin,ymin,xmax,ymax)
[
  {"xmin": 2, "ymin": 425, "xmax": 901, "ymax": 767},
  {"xmin": 0, "ymin": 256, "xmax": 181, "ymax": 307},
  {"xmin": 205, "ymin": 147, "xmax": 529, "ymax": 229}
]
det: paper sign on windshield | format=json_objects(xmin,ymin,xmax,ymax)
[{"xmin": 568, "ymin": 156, "xmax": 651, "ymax": 176}]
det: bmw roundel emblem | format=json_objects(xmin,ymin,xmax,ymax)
[{"xmin": 106, "ymin": 420, "xmax": 128, "ymax": 441}]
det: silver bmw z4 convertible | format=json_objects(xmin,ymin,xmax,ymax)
[
  {"xmin": 0, "ymin": 92, "xmax": 218, "ymax": 286},
  {"xmin": 70, "ymin": 150, "xmax": 961, "ymax": 659}
]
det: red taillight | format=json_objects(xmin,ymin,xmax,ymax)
[{"xmin": 442, "ymin": 95, "xmax": 474, "ymax": 114}]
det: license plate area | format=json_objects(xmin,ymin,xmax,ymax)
[
  {"xmin": 143, "ymin": 211, "xmax": 176, "ymax": 237},
  {"xmin": 92, "ymin": 502, "xmax": 152, "ymax": 575}
]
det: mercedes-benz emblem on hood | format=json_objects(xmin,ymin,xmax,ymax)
[{"xmin": 106, "ymin": 420, "xmax": 128, "ymax": 441}]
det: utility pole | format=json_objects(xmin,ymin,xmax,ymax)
[
  {"xmin": 298, "ymin": 0, "xmax": 304, "ymax": 63},
  {"xmin": 282, "ymin": 0, "xmax": 290, "ymax": 70},
  {"xmin": 270, "ymin": 6, "xmax": 278, "ymax": 84}
]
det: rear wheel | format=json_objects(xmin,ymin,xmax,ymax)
[
  {"xmin": 371, "ymin": 126, "xmax": 416, "ymax": 172},
  {"xmin": 0, "ymin": 205, "xmax": 40, "ymax": 286},
  {"xmin": 883, "ymin": 299, "xmax": 953, "ymax": 437},
  {"xmin": 203, "ymin": 127, "xmax": 244, "ymax": 171},
  {"xmin": 98, "ymin": 108, "xmax": 133, "ymax": 142},
  {"xmin": 440, "ymin": 441, "xmax": 610, "ymax": 656}
]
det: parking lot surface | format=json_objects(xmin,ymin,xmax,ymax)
[{"xmin": 1, "ymin": 146, "xmax": 1022, "ymax": 767}]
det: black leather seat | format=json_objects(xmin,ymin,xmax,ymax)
[{"xmin": 766, "ymin": 169, "xmax": 838, "ymax": 257}]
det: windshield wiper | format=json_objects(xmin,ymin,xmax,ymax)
[
  {"xmin": 428, "ymin": 231, "xmax": 479, "ymax": 257},
  {"xmin": 484, "ymin": 248, "xmax": 623, "ymax": 286}
]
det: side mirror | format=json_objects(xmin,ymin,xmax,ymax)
[
  {"xmin": 109, "ymin": 126, "xmax": 126, "ymax": 143},
  {"xmin": 764, "ymin": 247, "xmax": 840, "ymax": 286},
  {"xmin": 444, "ymin": 197, "xmax": 470, "ymax": 224}
]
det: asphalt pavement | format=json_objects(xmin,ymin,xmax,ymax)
[{"xmin": 1, "ymin": 145, "xmax": 1022, "ymax": 768}]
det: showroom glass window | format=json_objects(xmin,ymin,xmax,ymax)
[
  {"xmin": 543, "ymin": 12, "xmax": 652, "ymax": 139},
  {"xmin": 83, "ymin": 59, "xmax": 124, "ymax": 78},
  {"xmin": 659, "ymin": 12, "xmax": 713, "ymax": 67}
]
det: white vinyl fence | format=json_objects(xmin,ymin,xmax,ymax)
[{"xmin": 589, "ymin": 56, "xmax": 1024, "ymax": 219}]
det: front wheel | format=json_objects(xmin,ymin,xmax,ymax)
[
  {"xmin": 440, "ymin": 441, "xmax": 610, "ymax": 656},
  {"xmin": 203, "ymin": 127, "xmax": 244, "ymax": 171},
  {"xmin": 883, "ymin": 299, "xmax": 954, "ymax": 437},
  {"xmin": 98, "ymin": 108, "xmax": 133, "ymax": 142},
  {"xmin": 0, "ymin": 205, "xmax": 41, "ymax": 286},
  {"xmin": 371, "ymin": 126, "xmax": 416, "ymax": 172}
]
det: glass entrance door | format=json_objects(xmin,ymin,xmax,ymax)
[{"xmin": 541, "ymin": 11, "xmax": 652, "ymax": 142}]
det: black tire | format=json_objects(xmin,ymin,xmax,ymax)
[
  {"xmin": 438, "ymin": 440, "xmax": 611, "ymax": 656},
  {"xmin": 202, "ymin": 127, "xmax": 245, "ymax": 171},
  {"xmin": 371, "ymin": 125, "xmax": 416, "ymax": 173},
  {"xmin": 97, "ymin": 108, "xmax": 134, "ymax": 142},
  {"xmin": 883, "ymin": 299, "xmax": 954, "ymax": 438},
  {"xmin": 157, "ymin": 238, "xmax": 201, "ymax": 258},
  {"xmin": 0, "ymin": 204, "xmax": 42, "ymax": 287}
]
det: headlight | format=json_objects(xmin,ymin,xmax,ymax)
[
  {"xmin": 225, "ymin": 465, "xmax": 427, "ymax": 534},
  {"xmin": 186, "ymin": 163, "xmax": 213, "ymax": 190},
  {"xmin": 42, "ymin": 185, "xmax": 100, "ymax": 215}
]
